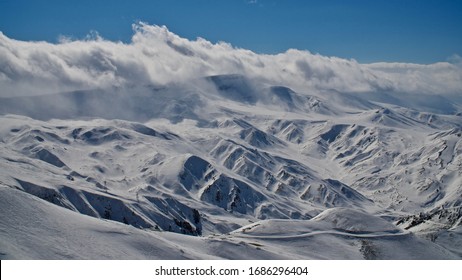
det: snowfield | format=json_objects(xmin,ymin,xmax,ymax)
[
  {"xmin": 0, "ymin": 26, "xmax": 461, "ymax": 259},
  {"xmin": 1, "ymin": 186, "xmax": 458, "ymax": 259}
]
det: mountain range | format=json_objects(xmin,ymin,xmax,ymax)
[{"xmin": 1, "ymin": 72, "xmax": 461, "ymax": 259}]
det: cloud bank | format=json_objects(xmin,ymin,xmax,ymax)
[{"xmin": 1, "ymin": 23, "xmax": 461, "ymax": 97}]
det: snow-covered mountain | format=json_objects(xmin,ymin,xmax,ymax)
[{"xmin": 1, "ymin": 25, "xmax": 462, "ymax": 259}]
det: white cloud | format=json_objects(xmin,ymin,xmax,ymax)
[
  {"xmin": 0, "ymin": 23, "xmax": 461, "ymax": 97},
  {"xmin": 367, "ymin": 62, "xmax": 462, "ymax": 94}
]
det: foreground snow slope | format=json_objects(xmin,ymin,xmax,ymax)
[
  {"xmin": 2, "ymin": 186, "xmax": 459, "ymax": 259},
  {"xmin": 0, "ymin": 74, "xmax": 461, "ymax": 259}
]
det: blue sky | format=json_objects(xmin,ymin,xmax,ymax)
[{"xmin": 1, "ymin": 0, "xmax": 461, "ymax": 63}]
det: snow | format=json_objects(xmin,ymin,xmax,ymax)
[
  {"xmin": 1, "ymin": 69, "xmax": 461, "ymax": 259},
  {"xmin": 1, "ymin": 185, "xmax": 458, "ymax": 260}
]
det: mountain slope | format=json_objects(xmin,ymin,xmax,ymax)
[{"xmin": 2, "ymin": 186, "xmax": 459, "ymax": 259}]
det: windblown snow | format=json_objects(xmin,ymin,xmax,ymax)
[{"xmin": 1, "ymin": 24, "xmax": 462, "ymax": 259}]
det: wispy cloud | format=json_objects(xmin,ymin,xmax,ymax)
[
  {"xmin": 448, "ymin": 54, "xmax": 462, "ymax": 66},
  {"xmin": 0, "ymin": 23, "xmax": 461, "ymax": 97}
]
